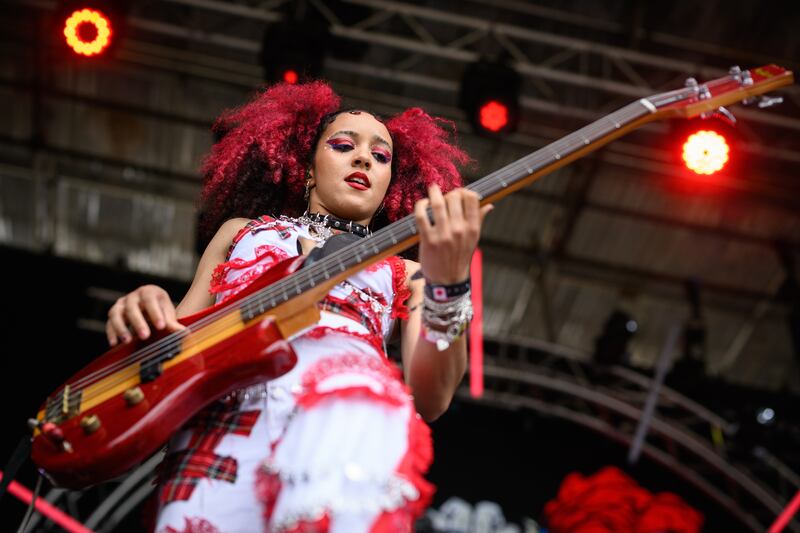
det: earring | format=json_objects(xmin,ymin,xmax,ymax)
[{"xmin": 304, "ymin": 168, "xmax": 314, "ymax": 202}]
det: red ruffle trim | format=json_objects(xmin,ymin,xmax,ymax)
[
  {"xmin": 296, "ymin": 354, "xmax": 409, "ymax": 410},
  {"xmin": 365, "ymin": 258, "xmax": 390, "ymax": 273},
  {"xmin": 386, "ymin": 256, "xmax": 411, "ymax": 320},
  {"xmin": 209, "ymin": 244, "xmax": 289, "ymax": 302},
  {"xmin": 256, "ymin": 356, "xmax": 433, "ymax": 532},
  {"xmin": 303, "ymin": 325, "xmax": 385, "ymax": 354},
  {"xmin": 368, "ymin": 407, "xmax": 434, "ymax": 532}
]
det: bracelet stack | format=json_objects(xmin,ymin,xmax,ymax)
[{"xmin": 421, "ymin": 279, "xmax": 474, "ymax": 351}]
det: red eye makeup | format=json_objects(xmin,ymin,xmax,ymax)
[
  {"xmin": 372, "ymin": 147, "xmax": 392, "ymax": 164},
  {"xmin": 326, "ymin": 138, "xmax": 354, "ymax": 149}
]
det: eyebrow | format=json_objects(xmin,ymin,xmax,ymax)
[{"xmin": 329, "ymin": 130, "xmax": 392, "ymax": 150}]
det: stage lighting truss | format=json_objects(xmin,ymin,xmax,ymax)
[{"xmin": 460, "ymin": 337, "xmax": 796, "ymax": 533}]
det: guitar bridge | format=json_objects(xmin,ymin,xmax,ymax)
[{"xmin": 44, "ymin": 385, "xmax": 82, "ymax": 423}]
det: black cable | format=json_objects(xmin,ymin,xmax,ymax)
[
  {"xmin": 15, "ymin": 474, "xmax": 42, "ymax": 533},
  {"xmin": 0, "ymin": 436, "xmax": 32, "ymax": 502}
]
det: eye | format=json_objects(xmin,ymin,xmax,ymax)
[
  {"xmin": 372, "ymin": 149, "xmax": 392, "ymax": 164},
  {"xmin": 327, "ymin": 138, "xmax": 353, "ymax": 151}
]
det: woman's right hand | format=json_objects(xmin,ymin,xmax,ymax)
[{"xmin": 106, "ymin": 284, "xmax": 186, "ymax": 346}]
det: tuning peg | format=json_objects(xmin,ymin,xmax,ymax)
[
  {"xmin": 700, "ymin": 106, "xmax": 736, "ymax": 126},
  {"xmin": 757, "ymin": 95, "xmax": 783, "ymax": 109},
  {"xmin": 729, "ymin": 66, "xmax": 754, "ymax": 87}
]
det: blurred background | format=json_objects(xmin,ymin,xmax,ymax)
[{"xmin": 1, "ymin": 0, "xmax": 799, "ymax": 531}]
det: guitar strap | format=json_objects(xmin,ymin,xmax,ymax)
[{"xmin": 301, "ymin": 232, "xmax": 362, "ymax": 267}]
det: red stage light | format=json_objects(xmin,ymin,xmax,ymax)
[
  {"xmin": 478, "ymin": 100, "xmax": 509, "ymax": 133},
  {"xmin": 64, "ymin": 8, "xmax": 112, "ymax": 57},
  {"xmin": 282, "ymin": 69, "xmax": 299, "ymax": 84},
  {"xmin": 682, "ymin": 130, "xmax": 730, "ymax": 175}
]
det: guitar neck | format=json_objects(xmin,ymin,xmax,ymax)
[
  {"xmin": 235, "ymin": 100, "xmax": 657, "ymax": 323},
  {"xmin": 235, "ymin": 64, "xmax": 793, "ymax": 324}
]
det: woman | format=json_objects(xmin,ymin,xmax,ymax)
[{"xmin": 105, "ymin": 81, "xmax": 490, "ymax": 532}]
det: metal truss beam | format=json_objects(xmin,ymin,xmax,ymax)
[
  {"xmin": 52, "ymin": 0, "xmax": 798, "ymax": 135},
  {"xmin": 478, "ymin": 237, "xmax": 790, "ymax": 315},
  {"xmin": 468, "ymin": 338, "xmax": 800, "ymax": 532}
]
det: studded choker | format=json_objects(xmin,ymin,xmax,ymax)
[{"xmin": 298, "ymin": 211, "xmax": 371, "ymax": 239}]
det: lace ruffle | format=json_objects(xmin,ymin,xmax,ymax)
[
  {"xmin": 209, "ymin": 244, "xmax": 290, "ymax": 302},
  {"xmin": 255, "ymin": 354, "xmax": 432, "ymax": 532},
  {"xmin": 386, "ymin": 256, "xmax": 411, "ymax": 320},
  {"xmin": 296, "ymin": 354, "xmax": 409, "ymax": 409}
]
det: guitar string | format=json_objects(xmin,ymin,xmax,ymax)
[
  {"xmin": 52, "ymin": 101, "xmax": 653, "ymax": 412},
  {"xmin": 52, "ymin": 97, "xmax": 675, "ymax": 412},
  {"xmin": 57, "ymin": 67, "xmax": 767, "ymax": 414},
  {"xmin": 49, "ymin": 100, "xmax": 660, "ymax": 417}
]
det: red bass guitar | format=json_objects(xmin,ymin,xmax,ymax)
[{"xmin": 30, "ymin": 64, "xmax": 793, "ymax": 489}]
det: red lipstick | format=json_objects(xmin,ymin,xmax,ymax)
[{"xmin": 345, "ymin": 172, "xmax": 371, "ymax": 190}]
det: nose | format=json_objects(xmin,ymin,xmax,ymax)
[{"xmin": 352, "ymin": 146, "xmax": 371, "ymax": 170}]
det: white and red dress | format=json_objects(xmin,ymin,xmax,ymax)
[{"xmin": 153, "ymin": 215, "xmax": 433, "ymax": 533}]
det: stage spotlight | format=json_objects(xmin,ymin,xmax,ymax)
[
  {"xmin": 282, "ymin": 69, "xmax": 299, "ymax": 85},
  {"xmin": 260, "ymin": 14, "xmax": 329, "ymax": 84},
  {"xmin": 478, "ymin": 100, "xmax": 510, "ymax": 132},
  {"xmin": 593, "ymin": 310, "xmax": 637, "ymax": 366},
  {"xmin": 756, "ymin": 407, "xmax": 775, "ymax": 425},
  {"xmin": 682, "ymin": 129, "xmax": 730, "ymax": 175},
  {"xmin": 63, "ymin": 7, "xmax": 112, "ymax": 56},
  {"xmin": 459, "ymin": 59, "xmax": 521, "ymax": 137},
  {"xmin": 57, "ymin": 1, "xmax": 129, "ymax": 59}
]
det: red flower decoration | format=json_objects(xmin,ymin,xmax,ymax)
[{"xmin": 544, "ymin": 467, "xmax": 703, "ymax": 533}]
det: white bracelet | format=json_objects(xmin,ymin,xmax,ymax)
[{"xmin": 421, "ymin": 292, "xmax": 473, "ymax": 351}]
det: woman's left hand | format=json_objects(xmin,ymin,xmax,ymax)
[{"xmin": 414, "ymin": 184, "xmax": 493, "ymax": 284}]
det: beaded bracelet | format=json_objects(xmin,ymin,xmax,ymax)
[{"xmin": 420, "ymin": 291, "xmax": 473, "ymax": 351}]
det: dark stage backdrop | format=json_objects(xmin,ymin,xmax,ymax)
[{"xmin": 0, "ymin": 245, "xmax": 745, "ymax": 531}]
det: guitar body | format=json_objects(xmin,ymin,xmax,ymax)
[
  {"xmin": 31, "ymin": 256, "xmax": 307, "ymax": 489},
  {"xmin": 28, "ymin": 64, "xmax": 793, "ymax": 490}
]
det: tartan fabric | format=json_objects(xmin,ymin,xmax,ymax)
[
  {"xmin": 157, "ymin": 403, "xmax": 261, "ymax": 505},
  {"xmin": 318, "ymin": 290, "xmax": 384, "ymax": 339},
  {"xmin": 225, "ymin": 215, "xmax": 292, "ymax": 261},
  {"xmin": 186, "ymin": 406, "xmax": 261, "ymax": 448},
  {"xmin": 158, "ymin": 449, "xmax": 238, "ymax": 504}
]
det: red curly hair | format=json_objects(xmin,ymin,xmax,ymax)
[{"xmin": 199, "ymin": 81, "xmax": 470, "ymax": 246}]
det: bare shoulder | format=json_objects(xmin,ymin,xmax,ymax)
[
  {"xmin": 217, "ymin": 217, "xmax": 251, "ymax": 240},
  {"xmin": 206, "ymin": 217, "xmax": 250, "ymax": 252},
  {"xmin": 175, "ymin": 217, "xmax": 252, "ymax": 317}
]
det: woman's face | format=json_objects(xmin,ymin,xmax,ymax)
[{"xmin": 308, "ymin": 111, "xmax": 393, "ymax": 226}]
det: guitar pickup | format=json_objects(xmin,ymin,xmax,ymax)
[{"xmin": 139, "ymin": 344, "xmax": 182, "ymax": 383}]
